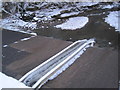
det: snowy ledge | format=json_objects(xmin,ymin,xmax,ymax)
[
  {"xmin": 0, "ymin": 72, "xmax": 30, "ymax": 89},
  {"xmin": 55, "ymin": 16, "xmax": 89, "ymax": 30}
]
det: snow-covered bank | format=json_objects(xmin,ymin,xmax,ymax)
[
  {"xmin": 60, "ymin": 12, "xmax": 79, "ymax": 18},
  {"xmin": 55, "ymin": 17, "xmax": 89, "ymax": 30},
  {"xmin": 0, "ymin": 72, "xmax": 30, "ymax": 89},
  {"xmin": 0, "ymin": 16, "xmax": 37, "ymax": 35},
  {"xmin": 76, "ymin": 2, "xmax": 98, "ymax": 7},
  {"xmin": 105, "ymin": 11, "xmax": 120, "ymax": 32}
]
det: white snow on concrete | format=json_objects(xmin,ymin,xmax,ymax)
[
  {"xmin": 0, "ymin": 72, "xmax": 30, "ymax": 89},
  {"xmin": 105, "ymin": 11, "xmax": 120, "ymax": 32},
  {"xmin": 55, "ymin": 16, "xmax": 89, "ymax": 30},
  {"xmin": 20, "ymin": 36, "xmax": 35, "ymax": 41},
  {"xmin": 20, "ymin": 37, "xmax": 31, "ymax": 41}
]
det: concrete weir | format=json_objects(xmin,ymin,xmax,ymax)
[{"xmin": 19, "ymin": 39, "xmax": 95, "ymax": 89}]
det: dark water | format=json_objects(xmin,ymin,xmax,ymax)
[{"xmin": 34, "ymin": 10, "xmax": 119, "ymax": 49}]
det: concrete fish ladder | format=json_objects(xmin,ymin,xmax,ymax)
[{"xmin": 19, "ymin": 38, "xmax": 95, "ymax": 89}]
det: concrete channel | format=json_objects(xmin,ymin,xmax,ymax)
[{"xmin": 19, "ymin": 39, "xmax": 95, "ymax": 89}]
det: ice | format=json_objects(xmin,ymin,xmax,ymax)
[
  {"xmin": 55, "ymin": 16, "xmax": 89, "ymax": 30},
  {"xmin": 105, "ymin": 11, "xmax": 120, "ymax": 32},
  {"xmin": 0, "ymin": 72, "xmax": 30, "ymax": 89}
]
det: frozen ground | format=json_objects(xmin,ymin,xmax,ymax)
[
  {"xmin": 0, "ymin": 72, "xmax": 30, "ymax": 89},
  {"xmin": 105, "ymin": 11, "xmax": 120, "ymax": 32},
  {"xmin": 55, "ymin": 17, "xmax": 89, "ymax": 30}
]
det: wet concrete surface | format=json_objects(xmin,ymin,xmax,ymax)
[
  {"xmin": 2, "ymin": 29, "xmax": 32, "ymax": 78},
  {"xmin": 42, "ymin": 47, "xmax": 118, "ymax": 88},
  {"xmin": 2, "ymin": 30, "xmax": 72, "ymax": 79},
  {"xmin": 2, "ymin": 29, "xmax": 31, "ymax": 45}
]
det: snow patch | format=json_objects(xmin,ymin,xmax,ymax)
[
  {"xmin": 20, "ymin": 36, "xmax": 36, "ymax": 41},
  {"xmin": 0, "ymin": 72, "xmax": 30, "ymax": 89},
  {"xmin": 55, "ymin": 16, "xmax": 89, "ymax": 30},
  {"xmin": 20, "ymin": 37, "xmax": 31, "ymax": 41},
  {"xmin": 102, "ymin": 5, "xmax": 114, "ymax": 9},
  {"xmin": 0, "ymin": 16, "xmax": 37, "ymax": 35},
  {"xmin": 76, "ymin": 2, "xmax": 98, "ymax": 7},
  {"xmin": 60, "ymin": 12, "xmax": 79, "ymax": 18},
  {"xmin": 108, "ymin": 42, "xmax": 112, "ymax": 45},
  {"xmin": 105, "ymin": 11, "xmax": 120, "ymax": 32},
  {"xmin": 3, "ymin": 45, "xmax": 8, "ymax": 48}
]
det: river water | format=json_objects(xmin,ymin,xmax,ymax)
[{"xmin": 2, "ymin": 2, "xmax": 120, "ymax": 48}]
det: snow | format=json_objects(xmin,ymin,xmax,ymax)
[
  {"xmin": 60, "ymin": 12, "xmax": 79, "ymax": 18},
  {"xmin": 33, "ymin": 17, "xmax": 40, "ymax": 21},
  {"xmin": 0, "ymin": 72, "xmax": 30, "ymax": 89},
  {"xmin": 20, "ymin": 36, "xmax": 35, "ymax": 41},
  {"xmin": 0, "ymin": 16, "xmax": 37, "ymax": 35},
  {"xmin": 55, "ymin": 16, "xmax": 89, "ymax": 30},
  {"xmin": 105, "ymin": 11, "xmax": 120, "ymax": 32},
  {"xmin": 76, "ymin": 2, "xmax": 98, "ymax": 7},
  {"xmin": 14, "ymin": 41, "xmax": 19, "ymax": 44},
  {"xmin": 108, "ymin": 42, "xmax": 112, "ymax": 45},
  {"xmin": 3, "ymin": 45, "xmax": 8, "ymax": 48},
  {"xmin": 20, "ymin": 37, "xmax": 31, "ymax": 41},
  {"xmin": 102, "ymin": 5, "xmax": 114, "ymax": 9}
]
